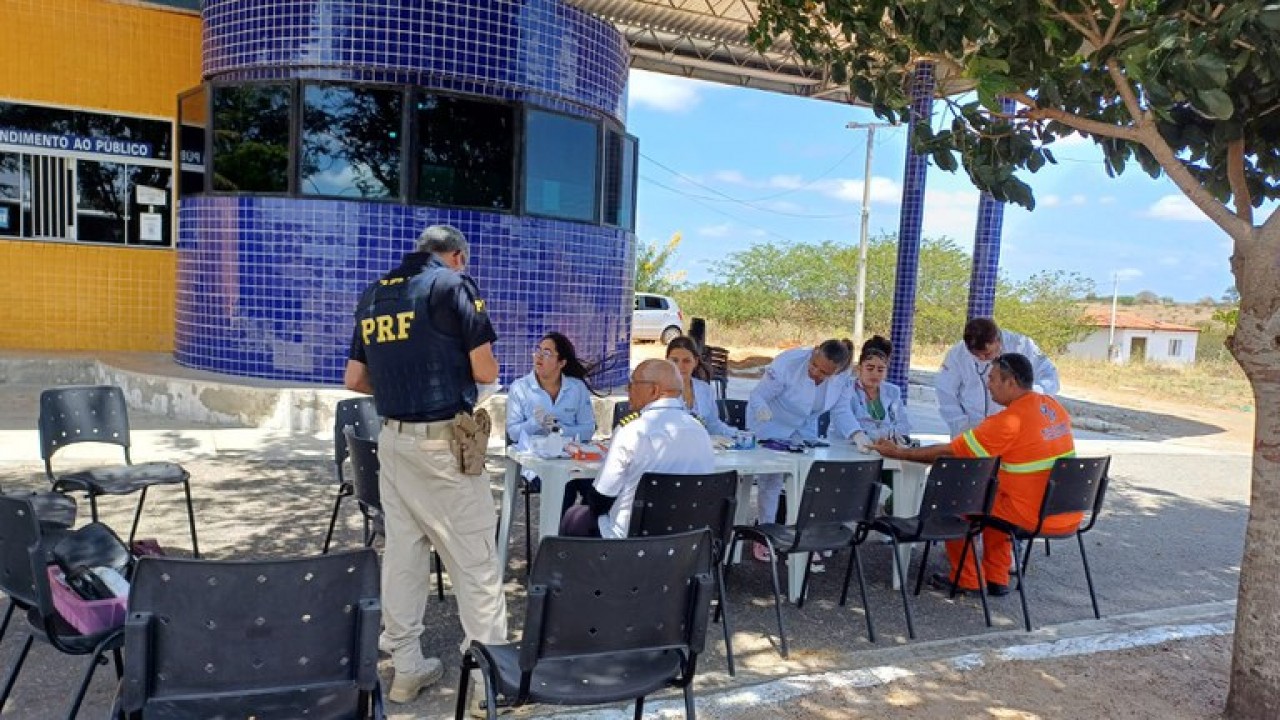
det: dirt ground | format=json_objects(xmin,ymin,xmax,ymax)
[{"xmin": 740, "ymin": 635, "xmax": 1231, "ymax": 720}]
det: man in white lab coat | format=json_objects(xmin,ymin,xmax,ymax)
[{"xmin": 935, "ymin": 317, "xmax": 1060, "ymax": 437}]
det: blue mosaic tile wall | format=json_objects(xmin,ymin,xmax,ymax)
[
  {"xmin": 202, "ymin": 0, "xmax": 629, "ymax": 123},
  {"xmin": 176, "ymin": 197, "xmax": 633, "ymax": 385},
  {"xmin": 967, "ymin": 98, "xmax": 1016, "ymax": 321},
  {"xmin": 968, "ymin": 195, "xmax": 1006, "ymax": 320},
  {"xmin": 887, "ymin": 63, "xmax": 936, "ymax": 398},
  {"xmin": 177, "ymin": 1, "xmax": 634, "ymax": 386}
]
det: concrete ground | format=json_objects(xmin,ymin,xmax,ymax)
[{"xmin": 0, "ymin": 355, "xmax": 1249, "ymax": 719}]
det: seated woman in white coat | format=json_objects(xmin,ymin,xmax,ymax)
[
  {"xmin": 666, "ymin": 335, "xmax": 738, "ymax": 438},
  {"xmin": 506, "ymin": 331, "xmax": 598, "ymax": 512},
  {"xmin": 746, "ymin": 339, "xmax": 860, "ymax": 561},
  {"xmin": 851, "ymin": 335, "xmax": 911, "ymax": 442}
]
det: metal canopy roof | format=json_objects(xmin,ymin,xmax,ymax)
[{"xmin": 567, "ymin": 0, "xmax": 967, "ymax": 104}]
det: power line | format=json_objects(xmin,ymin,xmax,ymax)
[
  {"xmin": 640, "ymin": 152, "xmax": 862, "ymax": 219},
  {"xmin": 640, "ymin": 172, "xmax": 808, "ymax": 244}
]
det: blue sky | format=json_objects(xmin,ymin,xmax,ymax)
[{"xmin": 624, "ymin": 70, "xmax": 1238, "ymax": 303}]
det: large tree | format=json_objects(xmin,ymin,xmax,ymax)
[{"xmin": 748, "ymin": 1, "xmax": 1280, "ymax": 716}]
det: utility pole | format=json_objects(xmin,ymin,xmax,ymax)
[
  {"xmin": 846, "ymin": 121, "xmax": 894, "ymax": 351},
  {"xmin": 1108, "ymin": 272, "xmax": 1120, "ymax": 362}
]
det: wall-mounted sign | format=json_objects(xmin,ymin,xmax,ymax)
[
  {"xmin": 136, "ymin": 185, "xmax": 167, "ymax": 206},
  {"xmin": 139, "ymin": 213, "xmax": 163, "ymax": 242},
  {"xmin": 0, "ymin": 127, "xmax": 154, "ymax": 159}
]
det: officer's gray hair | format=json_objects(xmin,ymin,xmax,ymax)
[{"xmin": 416, "ymin": 224, "xmax": 470, "ymax": 265}]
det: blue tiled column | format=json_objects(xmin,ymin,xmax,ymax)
[
  {"xmin": 887, "ymin": 63, "xmax": 935, "ymax": 397},
  {"xmin": 966, "ymin": 98, "xmax": 1016, "ymax": 320}
]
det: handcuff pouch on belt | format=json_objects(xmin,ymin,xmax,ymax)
[{"xmin": 450, "ymin": 409, "xmax": 491, "ymax": 476}]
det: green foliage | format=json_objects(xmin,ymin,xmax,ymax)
[
  {"xmin": 634, "ymin": 232, "xmax": 686, "ymax": 295},
  {"xmin": 1214, "ymin": 306, "xmax": 1240, "ymax": 330},
  {"xmin": 749, "ymin": 1, "xmax": 1280, "ymax": 214},
  {"xmin": 995, "ymin": 271, "xmax": 1093, "ymax": 352},
  {"xmin": 678, "ymin": 282, "xmax": 781, "ymax": 326},
  {"xmin": 677, "ymin": 235, "xmax": 1091, "ymax": 350}
]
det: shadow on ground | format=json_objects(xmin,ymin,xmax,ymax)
[{"xmin": 0, "ymin": 434, "xmax": 1248, "ymax": 718}]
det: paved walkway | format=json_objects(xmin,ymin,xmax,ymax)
[{"xmin": 0, "ymin": 354, "xmax": 1249, "ymax": 718}]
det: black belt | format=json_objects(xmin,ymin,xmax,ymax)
[{"xmin": 382, "ymin": 418, "xmax": 453, "ymax": 436}]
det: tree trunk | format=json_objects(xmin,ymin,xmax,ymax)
[{"xmin": 1226, "ymin": 235, "xmax": 1280, "ymax": 718}]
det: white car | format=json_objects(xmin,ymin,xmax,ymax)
[{"xmin": 632, "ymin": 293, "xmax": 684, "ymax": 344}]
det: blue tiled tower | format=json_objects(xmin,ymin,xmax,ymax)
[{"xmin": 176, "ymin": 1, "xmax": 635, "ymax": 387}]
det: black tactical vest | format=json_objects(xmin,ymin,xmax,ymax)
[{"xmin": 355, "ymin": 261, "xmax": 475, "ymax": 421}]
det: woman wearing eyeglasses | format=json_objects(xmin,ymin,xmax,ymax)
[
  {"xmin": 852, "ymin": 335, "xmax": 911, "ymax": 442},
  {"xmin": 506, "ymin": 332, "xmax": 598, "ymax": 444},
  {"xmin": 506, "ymin": 332, "xmax": 599, "ymax": 516},
  {"xmin": 746, "ymin": 339, "xmax": 861, "ymax": 561},
  {"xmin": 665, "ymin": 336, "xmax": 737, "ymax": 438}
]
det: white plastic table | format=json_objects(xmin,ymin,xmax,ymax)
[{"xmin": 498, "ymin": 442, "xmax": 928, "ymax": 602}]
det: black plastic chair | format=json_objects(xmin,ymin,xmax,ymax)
[
  {"xmin": 701, "ymin": 345, "xmax": 730, "ymax": 400},
  {"xmin": 0, "ymin": 495, "xmax": 124, "ymax": 720},
  {"xmin": 984, "ymin": 456, "xmax": 1111, "ymax": 632},
  {"xmin": 39, "ymin": 385, "xmax": 199, "ymax": 557},
  {"xmin": 716, "ymin": 399, "xmax": 748, "ymax": 431},
  {"xmin": 322, "ymin": 397, "xmax": 381, "ymax": 554},
  {"xmin": 611, "ymin": 400, "xmax": 632, "ymax": 429},
  {"xmin": 344, "ymin": 428, "xmax": 445, "ymax": 602},
  {"xmin": 872, "ymin": 456, "xmax": 1000, "ymax": 639},
  {"xmin": 0, "ymin": 488, "xmax": 78, "ymax": 646},
  {"xmin": 457, "ymin": 529, "xmax": 714, "ymax": 720},
  {"xmin": 116, "ymin": 548, "xmax": 384, "ymax": 719},
  {"xmin": 629, "ymin": 470, "xmax": 739, "ymax": 675},
  {"xmin": 727, "ymin": 460, "xmax": 883, "ymax": 656}
]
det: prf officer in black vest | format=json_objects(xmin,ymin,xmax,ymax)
[{"xmin": 344, "ymin": 225, "xmax": 507, "ymax": 705}]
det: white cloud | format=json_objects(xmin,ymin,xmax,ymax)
[
  {"xmin": 1115, "ymin": 268, "xmax": 1144, "ymax": 281},
  {"xmin": 711, "ymin": 170, "xmax": 747, "ymax": 184},
  {"xmin": 1157, "ymin": 255, "xmax": 1181, "ymax": 267},
  {"xmin": 1040, "ymin": 195, "xmax": 1062, "ymax": 208},
  {"xmin": 1099, "ymin": 195, "xmax": 1117, "ymax": 205},
  {"xmin": 918, "ymin": 188, "xmax": 984, "ymax": 238},
  {"xmin": 1146, "ymin": 194, "xmax": 1210, "ymax": 222},
  {"xmin": 1068, "ymin": 194, "xmax": 1087, "ymax": 206},
  {"xmin": 1051, "ymin": 132, "xmax": 1093, "ymax": 148},
  {"xmin": 697, "ymin": 223, "xmax": 733, "ymax": 238},
  {"xmin": 760, "ymin": 200, "xmax": 806, "ymax": 214},
  {"xmin": 810, "ymin": 176, "xmax": 902, "ymax": 204},
  {"xmin": 628, "ymin": 70, "xmax": 702, "ymax": 113},
  {"xmin": 767, "ymin": 174, "xmax": 805, "ymax": 189}
]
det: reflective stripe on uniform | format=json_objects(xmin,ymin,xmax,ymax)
[
  {"xmin": 1001, "ymin": 450, "xmax": 1077, "ymax": 474},
  {"xmin": 961, "ymin": 429, "xmax": 991, "ymax": 457}
]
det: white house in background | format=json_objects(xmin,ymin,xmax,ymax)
[{"xmin": 1067, "ymin": 309, "xmax": 1201, "ymax": 365}]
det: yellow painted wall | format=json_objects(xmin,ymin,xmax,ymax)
[
  {"xmin": 0, "ymin": 241, "xmax": 176, "ymax": 351},
  {"xmin": 0, "ymin": 0, "xmax": 201, "ymax": 352}
]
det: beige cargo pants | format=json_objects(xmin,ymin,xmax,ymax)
[{"xmin": 378, "ymin": 419, "xmax": 508, "ymax": 673}]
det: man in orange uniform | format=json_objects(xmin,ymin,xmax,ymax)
[{"xmin": 872, "ymin": 353, "xmax": 1077, "ymax": 594}]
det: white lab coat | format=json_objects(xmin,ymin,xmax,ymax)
[
  {"xmin": 851, "ymin": 380, "xmax": 910, "ymax": 441},
  {"xmin": 935, "ymin": 329, "xmax": 1060, "ymax": 436},
  {"xmin": 746, "ymin": 347, "xmax": 858, "ymax": 441},
  {"xmin": 687, "ymin": 377, "xmax": 737, "ymax": 437}
]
